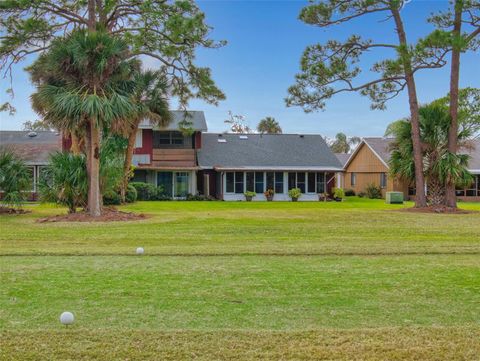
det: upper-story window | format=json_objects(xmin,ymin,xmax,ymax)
[{"xmin": 157, "ymin": 131, "xmax": 183, "ymax": 145}]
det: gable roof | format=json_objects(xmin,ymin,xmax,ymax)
[
  {"xmin": 334, "ymin": 153, "xmax": 350, "ymax": 167},
  {"xmin": 344, "ymin": 137, "xmax": 480, "ymax": 173},
  {"xmin": 139, "ymin": 110, "xmax": 207, "ymax": 131},
  {"xmin": 197, "ymin": 133, "xmax": 343, "ymax": 171},
  {"xmin": 0, "ymin": 131, "xmax": 62, "ymax": 165},
  {"xmin": 343, "ymin": 137, "xmax": 393, "ymax": 169}
]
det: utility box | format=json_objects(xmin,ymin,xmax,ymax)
[{"xmin": 386, "ymin": 191, "xmax": 404, "ymax": 204}]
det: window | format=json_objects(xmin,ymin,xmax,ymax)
[
  {"xmin": 135, "ymin": 129, "xmax": 143, "ymax": 148},
  {"xmin": 351, "ymin": 172, "xmax": 356, "ymax": 186},
  {"xmin": 255, "ymin": 172, "xmax": 264, "ymax": 193},
  {"xmin": 132, "ymin": 169, "xmax": 147, "ymax": 183},
  {"xmin": 235, "ymin": 172, "xmax": 244, "ymax": 194},
  {"xmin": 175, "ymin": 172, "xmax": 189, "ymax": 197},
  {"xmin": 246, "ymin": 172, "xmax": 255, "ymax": 192},
  {"xmin": 226, "ymin": 172, "xmax": 234, "ymax": 193},
  {"xmin": 288, "ymin": 172, "xmax": 296, "ymax": 190},
  {"xmin": 297, "ymin": 172, "xmax": 306, "ymax": 193},
  {"xmin": 316, "ymin": 172, "xmax": 326, "ymax": 194},
  {"xmin": 266, "ymin": 172, "xmax": 274, "ymax": 191},
  {"xmin": 155, "ymin": 131, "xmax": 184, "ymax": 146},
  {"xmin": 380, "ymin": 173, "xmax": 387, "ymax": 188},
  {"xmin": 307, "ymin": 173, "xmax": 316, "ymax": 193},
  {"xmin": 275, "ymin": 172, "xmax": 284, "ymax": 193}
]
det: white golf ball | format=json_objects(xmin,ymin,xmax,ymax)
[
  {"xmin": 136, "ymin": 247, "xmax": 144, "ymax": 255},
  {"xmin": 60, "ymin": 311, "xmax": 74, "ymax": 325}
]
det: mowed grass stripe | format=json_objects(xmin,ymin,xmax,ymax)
[
  {"xmin": 1, "ymin": 199, "xmax": 479, "ymax": 256},
  {"xmin": 1, "ymin": 255, "xmax": 479, "ymax": 330},
  {"xmin": 1, "ymin": 328, "xmax": 479, "ymax": 361}
]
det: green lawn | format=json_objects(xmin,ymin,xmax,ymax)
[{"xmin": 1, "ymin": 198, "xmax": 479, "ymax": 360}]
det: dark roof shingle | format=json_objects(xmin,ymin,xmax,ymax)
[
  {"xmin": 198, "ymin": 133, "xmax": 343, "ymax": 170},
  {"xmin": 0, "ymin": 131, "xmax": 61, "ymax": 165}
]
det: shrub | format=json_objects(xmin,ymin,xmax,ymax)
[
  {"xmin": 344, "ymin": 189, "xmax": 355, "ymax": 196},
  {"xmin": 125, "ymin": 184, "xmax": 137, "ymax": 203},
  {"xmin": 244, "ymin": 191, "xmax": 256, "ymax": 197},
  {"xmin": 333, "ymin": 187, "xmax": 345, "ymax": 199},
  {"xmin": 130, "ymin": 182, "xmax": 158, "ymax": 200},
  {"xmin": 357, "ymin": 191, "xmax": 366, "ymax": 198},
  {"xmin": 186, "ymin": 193, "xmax": 215, "ymax": 201},
  {"xmin": 39, "ymin": 152, "xmax": 88, "ymax": 213},
  {"xmin": 0, "ymin": 150, "xmax": 31, "ymax": 209},
  {"xmin": 288, "ymin": 188, "xmax": 301, "ymax": 200},
  {"xmin": 103, "ymin": 190, "xmax": 121, "ymax": 205},
  {"xmin": 365, "ymin": 183, "xmax": 383, "ymax": 199}
]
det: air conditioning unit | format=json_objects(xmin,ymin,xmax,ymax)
[{"xmin": 386, "ymin": 192, "xmax": 404, "ymax": 204}]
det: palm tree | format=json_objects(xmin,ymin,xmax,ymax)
[
  {"xmin": 257, "ymin": 117, "xmax": 282, "ymax": 134},
  {"xmin": 0, "ymin": 150, "xmax": 31, "ymax": 209},
  {"xmin": 387, "ymin": 102, "xmax": 474, "ymax": 206},
  {"xmin": 29, "ymin": 29, "xmax": 136, "ymax": 216},
  {"xmin": 330, "ymin": 133, "xmax": 361, "ymax": 153},
  {"xmin": 119, "ymin": 70, "xmax": 171, "ymax": 202}
]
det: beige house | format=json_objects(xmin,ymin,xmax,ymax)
[
  {"xmin": 338, "ymin": 138, "xmax": 408, "ymax": 198},
  {"xmin": 337, "ymin": 137, "xmax": 480, "ymax": 201}
]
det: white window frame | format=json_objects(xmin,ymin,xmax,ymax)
[{"xmin": 135, "ymin": 129, "xmax": 143, "ymax": 148}]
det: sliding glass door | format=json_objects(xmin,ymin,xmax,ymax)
[{"xmin": 175, "ymin": 172, "xmax": 189, "ymax": 198}]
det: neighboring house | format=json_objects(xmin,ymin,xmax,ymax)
[
  {"xmin": 131, "ymin": 111, "xmax": 206, "ymax": 198},
  {"xmin": 0, "ymin": 130, "xmax": 62, "ymax": 200},
  {"xmin": 340, "ymin": 137, "xmax": 480, "ymax": 201},
  {"xmin": 196, "ymin": 133, "xmax": 343, "ymax": 201}
]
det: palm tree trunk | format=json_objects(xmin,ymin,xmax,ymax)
[
  {"xmin": 86, "ymin": 119, "xmax": 102, "ymax": 216},
  {"xmin": 391, "ymin": 7, "xmax": 427, "ymax": 208},
  {"xmin": 427, "ymin": 176, "xmax": 445, "ymax": 206},
  {"xmin": 445, "ymin": 0, "xmax": 463, "ymax": 209},
  {"xmin": 70, "ymin": 132, "xmax": 81, "ymax": 155},
  {"xmin": 121, "ymin": 126, "xmax": 138, "ymax": 203}
]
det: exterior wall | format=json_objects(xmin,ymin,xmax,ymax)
[
  {"xmin": 343, "ymin": 143, "xmax": 408, "ymax": 198},
  {"xmin": 218, "ymin": 170, "xmax": 336, "ymax": 201},
  {"xmin": 133, "ymin": 129, "xmax": 153, "ymax": 165}
]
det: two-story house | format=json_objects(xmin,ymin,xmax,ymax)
[{"xmin": 131, "ymin": 111, "xmax": 206, "ymax": 198}]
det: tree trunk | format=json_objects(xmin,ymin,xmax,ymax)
[
  {"xmin": 445, "ymin": 0, "xmax": 463, "ymax": 209},
  {"xmin": 391, "ymin": 8, "xmax": 427, "ymax": 208},
  {"xmin": 427, "ymin": 176, "xmax": 445, "ymax": 206},
  {"xmin": 70, "ymin": 132, "xmax": 81, "ymax": 155},
  {"xmin": 121, "ymin": 125, "xmax": 138, "ymax": 203},
  {"xmin": 86, "ymin": 119, "xmax": 102, "ymax": 217}
]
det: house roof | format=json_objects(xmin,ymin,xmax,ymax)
[
  {"xmin": 334, "ymin": 153, "xmax": 350, "ymax": 167},
  {"xmin": 197, "ymin": 133, "xmax": 343, "ymax": 171},
  {"xmin": 0, "ymin": 131, "xmax": 62, "ymax": 165},
  {"xmin": 139, "ymin": 110, "xmax": 207, "ymax": 131},
  {"xmin": 344, "ymin": 137, "xmax": 480, "ymax": 173}
]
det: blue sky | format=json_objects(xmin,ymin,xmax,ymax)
[{"xmin": 1, "ymin": 0, "xmax": 479, "ymax": 137}]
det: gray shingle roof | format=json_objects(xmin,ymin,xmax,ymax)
[
  {"xmin": 0, "ymin": 131, "xmax": 62, "ymax": 165},
  {"xmin": 361, "ymin": 137, "xmax": 480, "ymax": 172},
  {"xmin": 198, "ymin": 133, "xmax": 343, "ymax": 170},
  {"xmin": 334, "ymin": 153, "xmax": 350, "ymax": 167},
  {"xmin": 362, "ymin": 137, "xmax": 395, "ymax": 166},
  {"xmin": 139, "ymin": 110, "xmax": 207, "ymax": 131}
]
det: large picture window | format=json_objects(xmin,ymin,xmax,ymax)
[
  {"xmin": 246, "ymin": 172, "xmax": 255, "ymax": 192},
  {"xmin": 296, "ymin": 172, "xmax": 306, "ymax": 193},
  {"xmin": 235, "ymin": 172, "xmax": 244, "ymax": 194},
  {"xmin": 274, "ymin": 172, "xmax": 284, "ymax": 193},
  {"xmin": 316, "ymin": 172, "xmax": 326, "ymax": 194},
  {"xmin": 288, "ymin": 172, "xmax": 296, "ymax": 190},
  {"xmin": 266, "ymin": 172, "xmax": 274, "ymax": 191},
  {"xmin": 307, "ymin": 173, "xmax": 316, "ymax": 193},
  {"xmin": 255, "ymin": 172, "xmax": 264, "ymax": 193}
]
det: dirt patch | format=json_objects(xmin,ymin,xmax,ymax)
[
  {"xmin": 36, "ymin": 207, "xmax": 148, "ymax": 223},
  {"xmin": 0, "ymin": 207, "xmax": 31, "ymax": 215},
  {"xmin": 396, "ymin": 206, "xmax": 475, "ymax": 214}
]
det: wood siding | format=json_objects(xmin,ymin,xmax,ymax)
[
  {"xmin": 344, "ymin": 143, "xmax": 408, "ymax": 197},
  {"xmin": 151, "ymin": 149, "xmax": 196, "ymax": 167}
]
